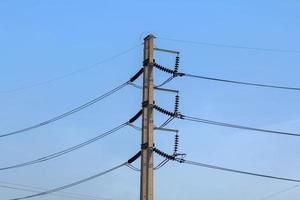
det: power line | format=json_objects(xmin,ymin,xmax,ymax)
[
  {"xmin": 127, "ymin": 159, "xmax": 170, "ymax": 171},
  {"xmin": 181, "ymin": 115, "xmax": 300, "ymax": 137},
  {"xmin": 180, "ymin": 159, "xmax": 300, "ymax": 182},
  {"xmin": 178, "ymin": 159, "xmax": 300, "ymax": 183},
  {"xmin": 159, "ymin": 116, "xmax": 175, "ymax": 128},
  {"xmin": 0, "ymin": 184, "xmax": 87, "ymax": 200},
  {"xmin": 258, "ymin": 184, "xmax": 300, "ymax": 200},
  {"xmin": 126, "ymin": 163, "xmax": 140, "ymax": 172},
  {"xmin": 0, "ymin": 44, "xmax": 142, "ymax": 94},
  {"xmin": 153, "ymin": 61, "xmax": 300, "ymax": 92},
  {"xmin": 9, "ymin": 162, "xmax": 126, "ymax": 200},
  {"xmin": 152, "ymin": 116, "xmax": 176, "ymax": 171},
  {"xmin": 153, "ymin": 105, "xmax": 300, "ymax": 137},
  {"xmin": 0, "ymin": 122, "xmax": 128, "ymax": 171},
  {"xmin": 154, "ymin": 159, "xmax": 169, "ymax": 170},
  {"xmin": 0, "ymin": 81, "xmax": 129, "ymax": 138},
  {"xmin": 0, "ymin": 183, "xmax": 108, "ymax": 200},
  {"xmin": 153, "ymin": 147, "xmax": 300, "ymax": 183},
  {"xmin": 155, "ymin": 76, "xmax": 175, "ymax": 88},
  {"xmin": 8, "ymin": 151, "xmax": 142, "ymax": 200},
  {"xmin": 181, "ymin": 73, "xmax": 300, "ymax": 91},
  {"xmin": 157, "ymin": 37, "xmax": 300, "ymax": 53}
]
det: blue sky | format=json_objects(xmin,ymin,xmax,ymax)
[{"xmin": 0, "ymin": 0, "xmax": 300, "ymax": 199}]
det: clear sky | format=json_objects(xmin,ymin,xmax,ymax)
[{"xmin": 1, "ymin": 0, "xmax": 300, "ymax": 200}]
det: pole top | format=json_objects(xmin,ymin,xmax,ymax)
[{"xmin": 144, "ymin": 34, "xmax": 155, "ymax": 41}]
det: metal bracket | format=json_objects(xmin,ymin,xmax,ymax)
[
  {"xmin": 141, "ymin": 143, "xmax": 155, "ymax": 149},
  {"xmin": 143, "ymin": 59, "xmax": 149, "ymax": 66},
  {"xmin": 142, "ymin": 100, "xmax": 155, "ymax": 108},
  {"xmin": 154, "ymin": 87, "xmax": 179, "ymax": 94},
  {"xmin": 142, "ymin": 100, "xmax": 149, "ymax": 107},
  {"xmin": 154, "ymin": 127, "xmax": 179, "ymax": 133},
  {"xmin": 143, "ymin": 58, "xmax": 154, "ymax": 66},
  {"xmin": 154, "ymin": 47, "xmax": 179, "ymax": 55},
  {"xmin": 141, "ymin": 143, "xmax": 148, "ymax": 149}
]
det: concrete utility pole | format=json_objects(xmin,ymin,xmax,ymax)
[{"xmin": 140, "ymin": 34, "xmax": 154, "ymax": 200}]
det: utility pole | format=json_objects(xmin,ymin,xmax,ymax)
[{"xmin": 140, "ymin": 34, "xmax": 154, "ymax": 200}]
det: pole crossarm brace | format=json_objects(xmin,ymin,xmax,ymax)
[
  {"xmin": 154, "ymin": 127, "xmax": 179, "ymax": 133},
  {"xmin": 154, "ymin": 47, "xmax": 180, "ymax": 55},
  {"xmin": 154, "ymin": 87, "xmax": 179, "ymax": 94}
]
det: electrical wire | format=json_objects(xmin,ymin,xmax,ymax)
[
  {"xmin": 0, "ymin": 184, "xmax": 108, "ymax": 200},
  {"xmin": 126, "ymin": 164, "xmax": 140, "ymax": 172},
  {"xmin": 154, "ymin": 159, "xmax": 169, "ymax": 170},
  {"xmin": 155, "ymin": 76, "xmax": 175, "ymax": 88},
  {"xmin": 178, "ymin": 159, "xmax": 300, "ymax": 183},
  {"xmin": 129, "ymin": 77, "xmax": 175, "ymax": 90},
  {"xmin": 126, "ymin": 159, "xmax": 169, "ymax": 171},
  {"xmin": 153, "ymin": 61, "xmax": 300, "ymax": 92},
  {"xmin": 181, "ymin": 73, "xmax": 300, "ymax": 91},
  {"xmin": 0, "ymin": 180, "xmax": 109, "ymax": 200},
  {"xmin": 1, "ymin": 184, "xmax": 88, "ymax": 200},
  {"xmin": 181, "ymin": 115, "xmax": 300, "ymax": 137},
  {"xmin": 128, "ymin": 123, "xmax": 142, "ymax": 131},
  {"xmin": 258, "ymin": 184, "xmax": 300, "ymax": 200},
  {"xmin": 157, "ymin": 37, "xmax": 300, "ymax": 53},
  {"xmin": 0, "ymin": 122, "xmax": 128, "ymax": 171},
  {"xmin": 159, "ymin": 116, "xmax": 175, "ymax": 128},
  {"xmin": 128, "ymin": 82, "xmax": 143, "ymax": 90},
  {"xmin": 152, "ymin": 116, "xmax": 175, "ymax": 171},
  {"xmin": 0, "ymin": 44, "xmax": 142, "ymax": 94},
  {"xmin": 153, "ymin": 96, "xmax": 179, "ymax": 171},
  {"xmin": 153, "ymin": 117, "xmax": 176, "ymax": 170},
  {"xmin": 153, "ymin": 60, "xmax": 300, "ymax": 92},
  {"xmin": 9, "ymin": 162, "xmax": 127, "ymax": 200},
  {"xmin": 153, "ymin": 104, "xmax": 300, "ymax": 137},
  {"xmin": 0, "ymin": 81, "xmax": 129, "ymax": 138}
]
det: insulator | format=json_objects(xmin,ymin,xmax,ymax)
[
  {"xmin": 129, "ymin": 68, "xmax": 144, "ymax": 82},
  {"xmin": 153, "ymin": 148, "xmax": 175, "ymax": 160},
  {"xmin": 129, "ymin": 110, "xmax": 143, "ymax": 123},
  {"xmin": 153, "ymin": 63, "xmax": 175, "ymax": 75},
  {"xmin": 127, "ymin": 151, "xmax": 141, "ymax": 164},
  {"xmin": 174, "ymin": 56, "xmax": 180, "ymax": 74},
  {"xmin": 174, "ymin": 95, "xmax": 180, "ymax": 113},
  {"xmin": 153, "ymin": 105, "xmax": 175, "ymax": 117},
  {"xmin": 173, "ymin": 134, "xmax": 179, "ymax": 155}
]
